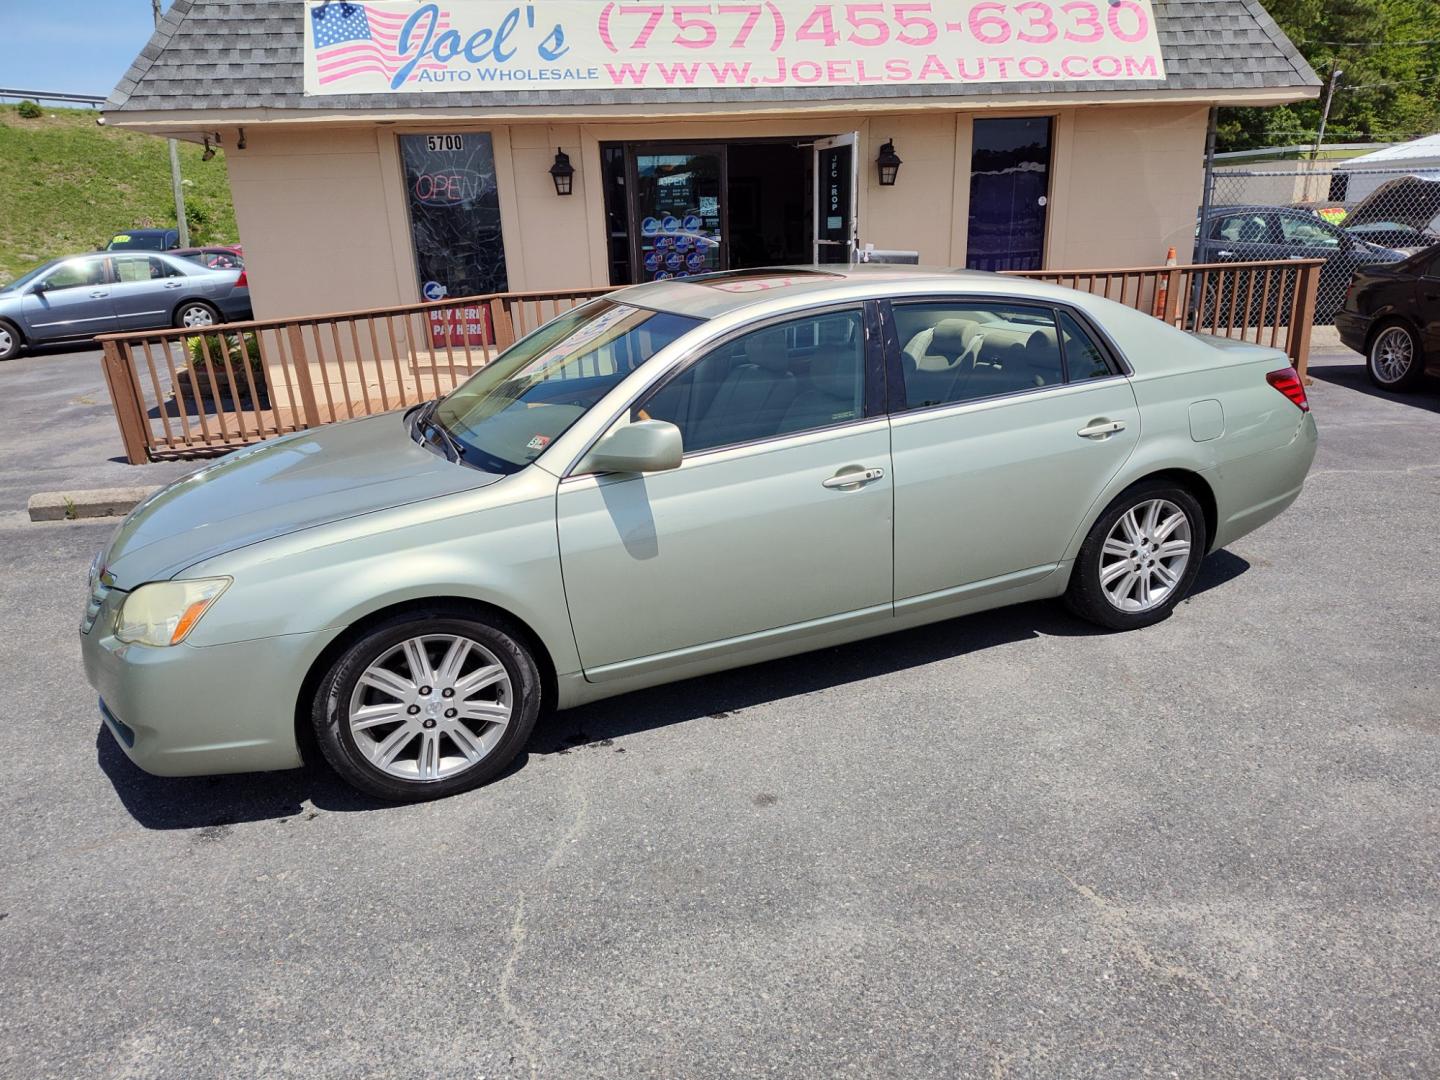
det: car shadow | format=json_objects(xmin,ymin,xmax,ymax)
[
  {"xmin": 1309, "ymin": 358, "xmax": 1440, "ymax": 412},
  {"xmin": 97, "ymin": 551, "xmax": 1250, "ymax": 828}
]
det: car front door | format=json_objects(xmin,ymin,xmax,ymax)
[
  {"xmin": 885, "ymin": 297, "xmax": 1140, "ymax": 609},
  {"xmin": 555, "ymin": 304, "xmax": 893, "ymax": 680},
  {"xmin": 18, "ymin": 256, "xmax": 117, "ymax": 341},
  {"xmin": 109, "ymin": 254, "xmax": 187, "ymax": 330},
  {"xmin": 1275, "ymin": 213, "xmax": 1351, "ymax": 316},
  {"xmin": 1417, "ymin": 249, "xmax": 1440, "ymax": 357}
]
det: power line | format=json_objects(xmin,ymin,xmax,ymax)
[
  {"xmin": 1298, "ymin": 38, "xmax": 1440, "ymax": 47},
  {"xmin": 1341, "ymin": 72, "xmax": 1440, "ymax": 91}
]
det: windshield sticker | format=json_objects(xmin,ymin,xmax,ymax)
[
  {"xmin": 525, "ymin": 434, "xmax": 552, "ymax": 452},
  {"xmin": 527, "ymin": 303, "xmax": 638, "ymax": 374}
]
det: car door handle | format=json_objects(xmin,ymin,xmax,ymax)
[
  {"xmin": 164, "ymin": 281, "xmax": 183, "ymax": 289},
  {"xmin": 1078, "ymin": 420, "xmax": 1126, "ymax": 439},
  {"xmin": 823, "ymin": 466, "xmax": 885, "ymax": 489},
  {"xmin": 89, "ymin": 290, "xmax": 109, "ymax": 298}
]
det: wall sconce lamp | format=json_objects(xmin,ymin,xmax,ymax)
[
  {"xmin": 549, "ymin": 148, "xmax": 575, "ymax": 196},
  {"xmin": 237, "ymin": 127, "xmax": 247, "ymax": 150},
  {"xmin": 201, "ymin": 137, "xmax": 215, "ymax": 162},
  {"xmin": 876, "ymin": 140, "xmax": 902, "ymax": 186}
]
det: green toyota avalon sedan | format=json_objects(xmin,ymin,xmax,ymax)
[{"xmin": 83, "ymin": 267, "xmax": 1317, "ymax": 801}]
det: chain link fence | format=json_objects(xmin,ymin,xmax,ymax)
[{"xmin": 1200, "ymin": 164, "xmax": 1440, "ymax": 323}]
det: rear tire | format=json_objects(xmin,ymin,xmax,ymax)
[
  {"xmin": 0, "ymin": 320, "xmax": 22, "ymax": 361},
  {"xmin": 311, "ymin": 610, "xmax": 542, "ymax": 802},
  {"xmin": 174, "ymin": 300, "xmax": 220, "ymax": 330},
  {"xmin": 1064, "ymin": 479, "xmax": 1208, "ymax": 631},
  {"xmin": 1367, "ymin": 321, "xmax": 1425, "ymax": 391}
]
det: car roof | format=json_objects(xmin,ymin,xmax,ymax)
[{"xmin": 616, "ymin": 265, "xmax": 1088, "ymax": 320}]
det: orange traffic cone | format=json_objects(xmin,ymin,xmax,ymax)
[{"xmin": 1153, "ymin": 246, "xmax": 1178, "ymax": 317}]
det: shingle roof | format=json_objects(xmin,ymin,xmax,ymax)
[{"xmin": 106, "ymin": 0, "xmax": 1319, "ymax": 114}]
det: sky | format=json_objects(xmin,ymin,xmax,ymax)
[{"xmin": 4, "ymin": 1, "xmax": 175, "ymax": 99}]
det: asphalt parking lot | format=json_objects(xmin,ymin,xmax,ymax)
[{"xmin": 0, "ymin": 344, "xmax": 1437, "ymax": 1078}]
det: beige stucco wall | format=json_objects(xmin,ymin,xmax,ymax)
[
  {"xmin": 1045, "ymin": 104, "xmax": 1209, "ymax": 268},
  {"xmin": 223, "ymin": 103, "xmax": 1211, "ymax": 320}
]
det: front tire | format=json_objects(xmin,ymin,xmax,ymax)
[
  {"xmin": 1064, "ymin": 480, "xmax": 1207, "ymax": 631},
  {"xmin": 174, "ymin": 300, "xmax": 220, "ymax": 330},
  {"xmin": 311, "ymin": 611, "xmax": 542, "ymax": 802},
  {"xmin": 0, "ymin": 320, "xmax": 22, "ymax": 361},
  {"xmin": 1367, "ymin": 321, "xmax": 1425, "ymax": 391}
]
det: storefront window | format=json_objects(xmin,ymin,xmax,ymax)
[
  {"xmin": 633, "ymin": 148, "xmax": 724, "ymax": 283},
  {"xmin": 400, "ymin": 133, "xmax": 508, "ymax": 301}
]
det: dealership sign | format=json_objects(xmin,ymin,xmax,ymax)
[{"xmin": 302, "ymin": 0, "xmax": 1166, "ymax": 94}]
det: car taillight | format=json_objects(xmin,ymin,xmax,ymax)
[
  {"xmin": 1266, "ymin": 366, "xmax": 1309, "ymax": 412},
  {"xmin": 235, "ymin": 270, "xmax": 248, "ymax": 288}
]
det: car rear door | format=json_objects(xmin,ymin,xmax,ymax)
[
  {"xmin": 883, "ymin": 296, "xmax": 1140, "ymax": 609},
  {"xmin": 555, "ymin": 303, "xmax": 894, "ymax": 680},
  {"xmin": 18, "ymin": 255, "xmax": 118, "ymax": 341},
  {"xmin": 109, "ymin": 254, "xmax": 187, "ymax": 331}
]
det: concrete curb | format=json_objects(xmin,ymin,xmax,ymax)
[{"xmin": 28, "ymin": 486, "xmax": 160, "ymax": 523}]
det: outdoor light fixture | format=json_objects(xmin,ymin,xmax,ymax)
[
  {"xmin": 236, "ymin": 127, "xmax": 247, "ymax": 150},
  {"xmin": 201, "ymin": 137, "xmax": 215, "ymax": 162},
  {"xmin": 876, "ymin": 140, "xmax": 902, "ymax": 186},
  {"xmin": 549, "ymin": 148, "xmax": 575, "ymax": 196}
]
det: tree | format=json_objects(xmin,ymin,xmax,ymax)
[{"xmin": 1218, "ymin": 0, "xmax": 1440, "ymax": 151}]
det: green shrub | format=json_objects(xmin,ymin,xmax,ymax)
[
  {"xmin": 16, "ymin": 100, "xmax": 42, "ymax": 119},
  {"xmin": 181, "ymin": 332, "xmax": 269, "ymax": 406}
]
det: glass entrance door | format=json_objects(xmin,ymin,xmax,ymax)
[
  {"xmin": 965, "ymin": 117, "xmax": 1053, "ymax": 272},
  {"xmin": 813, "ymin": 133, "xmax": 858, "ymax": 264},
  {"xmin": 629, "ymin": 146, "xmax": 725, "ymax": 283}
]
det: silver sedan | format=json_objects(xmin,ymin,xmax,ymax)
[
  {"xmin": 0, "ymin": 251, "xmax": 251, "ymax": 360},
  {"xmin": 82, "ymin": 267, "xmax": 1317, "ymax": 802}
]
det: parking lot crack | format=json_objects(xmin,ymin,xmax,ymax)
[
  {"xmin": 497, "ymin": 780, "xmax": 592, "ymax": 1079},
  {"xmin": 1059, "ymin": 872, "xmax": 1384, "ymax": 1076}
]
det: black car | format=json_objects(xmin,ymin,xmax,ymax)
[
  {"xmin": 1336, "ymin": 244, "xmax": 1440, "ymax": 391},
  {"xmin": 1195, "ymin": 205, "xmax": 1406, "ymax": 321},
  {"xmin": 1340, "ymin": 175, "xmax": 1440, "ymax": 253}
]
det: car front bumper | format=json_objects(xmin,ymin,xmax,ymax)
[
  {"xmin": 1333, "ymin": 310, "xmax": 1371, "ymax": 354},
  {"xmin": 82, "ymin": 608, "xmax": 324, "ymax": 776}
]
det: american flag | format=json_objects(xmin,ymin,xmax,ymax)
[{"xmin": 310, "ymin": 3, "xmax": 449, "ymax": 86}]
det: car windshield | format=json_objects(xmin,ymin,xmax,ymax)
[
  {"xmin": 430, "ymin": 298, "xmax": 701, "ymax": 474},
  {"xmin": 1, "ymin": 262, "xmax": 54, "ymax": 292},
  {"xmin": 109, "ymin": 234, "xmax": 166, "ymax": 250}
]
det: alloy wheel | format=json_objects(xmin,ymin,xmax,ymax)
[
  {"xmin": 347, "ymin": 634, "xmax": 513, "ymax": 782},
  {"xmin": 1371, "ymin": 326, "xmax": 1414, "ymax": 384},
  {"xmin": 1098, "ymin": 499, "xmax": 1192, "ymax": 613},
  {"xmin": 0, "ymin": 325, "xmax": 13, "ymax": 357},
  {"xmin": 180, "ymin": 305, "xmax": 216, "ymax": 328}
]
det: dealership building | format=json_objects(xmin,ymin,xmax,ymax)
[{"xmin": 105, "ymin": 0, "xmax": 1318, "ymax": 322}]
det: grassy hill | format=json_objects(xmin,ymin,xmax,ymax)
[{"xmin": 0, "ymin": 103, "xmax": 237, "ymax": 285}]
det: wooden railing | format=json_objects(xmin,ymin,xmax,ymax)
[
  {"xmin": 98, "ymin": 287, "xmax": 611, "ymax": 464},
  {"xmin": 1005, "ymin": 258, "xmax": 1322, "ymax": 379},
  {"xmin": 99, "ymin": 260, "xmax": 1320, "ymax": 464}
]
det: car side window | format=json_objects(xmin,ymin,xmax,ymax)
[
  {"xmin": 637, "ymin": 308, "xmax": 866, "ymax": 455},
  {"xmin": 40, "ymin": 258, "xmax": 105, "ymax": 290},
  {"xmin": 893, "ymin": 301, "xmax": 1064, "ymax": 408},
  {"xmin": 1425, "ymin": 252, "xmax": 1440, "ymax": 278},
  {"xmin": 1213, "ymin": 213, "xmax": 1271, "ymax": 243},
  {"xmin": 114, "ymin": 255, "xmax": 180, "ymax": 282},
  {"xmin": 1058, "ymin": 311, "xmax": 1113, "ymax": 380},
  {"xmin": 1278, "ymin": 215, "xmax": 1340, "ymax": 248}
]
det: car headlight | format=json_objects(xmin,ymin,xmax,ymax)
[{"xmin": 115, "ymin": 578, "xmax": 231, "ymax": 647}]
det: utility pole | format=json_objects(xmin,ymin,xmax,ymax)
[
  {"xmin": 152, "ymin": 0, "xmax": 190, "ymax": 246},
  {"xmin": 1312, "ymin": 61, "xmax": 1343, "ymax": 161}
]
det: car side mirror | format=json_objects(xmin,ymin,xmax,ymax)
[
  {"xmin": 29, "ymin": 280, "xmax": 45, "ymax": 294},
  {"xmin": 579, "ymin": 420, "xmax": 683, "ymax": 475}
]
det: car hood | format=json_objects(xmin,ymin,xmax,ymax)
[
  {"xmin": 101, "ymin": 411, "xmax": 500, "ymax": 586},
  {"xmin": 1344, "ymin": 176, "xmax": 1440, "ymax": 230}
]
